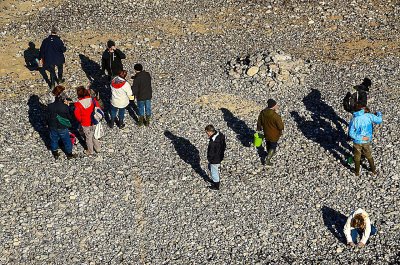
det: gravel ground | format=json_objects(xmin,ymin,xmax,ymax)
[{"xmin": 0, "ymin": 0, "xmax": 399, "ymax": 264}]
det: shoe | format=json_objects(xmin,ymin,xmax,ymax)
[
  {"xmin": 118, "ymin": 123, "xmax": 125, "ymax": 129},
  {"xmin": 52, "ymin": 150, "xmax": 60, "ymax": 160},
  {"xmin": 84, "ymin": 150, "xmax": 94, "ymax": 156},
  {"xmin": 144, "ymin": 115, "xmax": 151, "ymax": 126},
  {"xmin": 371, "ymin": 170, "xmax": 377, "ymax": 176},
  {"xmin": 351, "ymin": 169, "xmax": 360, "ymax": 176},
  {"xmin": 108, "ymin": 120, "xmax": 114, "ymax": 128},
  {"xmin": 138, "ymin": 116, "xmax": 144, "ymax": 127},
  {"xmin": 265, "ymin": 149, "xmax": 275, "ymax": 168},
  {"xmin": 57, "ymin": 78, "xmax": 65, "ymax": 84},
  {"xmin": 66, "ymin": 153, "xmax": 78, "ymax": 159},
  {"xmin": 208, "ymin": 182, "xmax": 220, "ymax": 190}
]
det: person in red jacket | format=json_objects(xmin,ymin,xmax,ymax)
[{"xmin": 74, "ymin": 86, "xmax": 101, "ymax": 155}]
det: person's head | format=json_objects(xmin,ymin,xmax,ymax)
[
  {"xmin": 76, "ymin": 86, "xmax": 90, "ymax": 99},
  {"xmin": 351, "ymin": 213, "xmax": 366, "ymax": 231},
  {"xmin": 354, "ymin": 102, "xmax": 366, "ymax": 112},
  {"xmin": 52, "ymin": 85, "xmax": 65, "ymax": 97},
  {"xmin": 205, "ymin": 124, "xmax": 216, "ymax": 137},
  {"xmin": 267, "ymin": 98, "xmax": 278, "ymax": 110},
  {"xmin": 50, "ymin": 25, "xmax": 58, "ymax": 35},
  {"xmin": 118, "ymin": 70, "xmax": 128, "ymax": 79},
  {"xmin": 107, "ymin": 40, "xmax": 115, "ymax": 49},
  {"xmin": 362, "ymin": 77, "xmax": 372, "ymax": 88},
  {"xmin": 28, "ymin": 41, "xmax": 35, "ymax": 49},
  {"xmin": 134, "ymin": 63, "xmax": 143, "ymax": 72}
]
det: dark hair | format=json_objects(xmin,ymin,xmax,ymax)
[
  {"xmin": 76, "ymin": 86, "xmax": 90, "ymax": 98},
  {"xmin": 52, "ymin": 85, "xmax": 65, "ymax": 97},
  {"xmin": 107, "ymin": 40, "xmax": 115, "ymax": 48},
  {"xmin": 118, "ymin": 70, "xmax": 127, "ymax": 79},
  {"xmin": 205, "ymin": 124, "xmax": 216, "ymax": 133},
  {"xmin": 354, "ymin": 102, "xmax": 366, "ymax": 111},
  {"xmin": 362, "ymin": 77, "xmax": 372, "ymax": 87},
  {"xmin": 134, "ymin": 63, "xmax": 143, "ymax": 71}
]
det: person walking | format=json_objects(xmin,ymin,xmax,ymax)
[
  {"xmin": 348, "ymin": 103, "xmax": 382, "ymax": 176},
  {"xmin": 101, "ymin": 40, "xmax": 126, "ymax": 80},
  {"xmin": 256, "ymin": 99, "xmax": 284, "ymax": 167},
  {"xmin": 205, "ymin": 125, "xmax": 226, "ymax": 190},
  {"xmin": 344, "ymin": 208, "xmax": 377, "ymax": 248},
  {"xmin": 132, "ymin": 63, "xmax": 152, "ymax": 127},
  {"xmin": 39, "ymin": 26, "xmax": 67, "ymax": 89},
  {"xmin": 109, "ymin": 70, "xmax": 133, "ymax": 129},
  {"xmin": 74, "ymin": 86, "xmax": 101, "ymax": 155},
  {"xmin": 47, "ymin": 89, "xmax": 77, "ymax": 160}
]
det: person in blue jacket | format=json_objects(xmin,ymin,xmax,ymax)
[
  {"xmin": 39, "ymin": 26, "xmax": 67, "ymax": 89},
  {"xmin": 348, "ymin": 103, "xmax": 382, "ymax": 176}
]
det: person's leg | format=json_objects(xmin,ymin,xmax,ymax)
[
  {"xmin": 144, "ymin": 100, "xmax": 152, "ymax": 126},
  {"xmin": 353, "ymin": 144, "xmax": 362, "ymax": 176},
  {"xmin": 50, "ymin": 129, "xmax": 60, "ymax": 158},
  {"xmin": 209, "ymin": 163, "xmax": 220, "ymax": 190},
  {"xmin": 48, "ymin": 65, "xmax": 57, "ymax": 89},
  {"xmin": 370, "ymin": 225, "xmax": 378, "ymax": 236},
  {"xmin": 118, "ymin": 108, "xmax": 126, "ymax": 127},
  {"xmin": 57, "ymin": 64, "xmax": 64, "ymax": 83},
  {"xmin": 109, "ymin": 105, "xmax": 117, "ymax": 128},
  {"xmin": 363, "ymin": 143, "xmax": 376, "ymax": 174},
  {"xmin": 59, "ymin": 128, "xmax": 73, "ymax": 155},
  {"xmin": 39, "ymin": 67, "xmax": 51, "ymax": 87},
  {"xmin": 92, "ymin": 125, "xmax": 101, "ymax": 152},
  {"xmin": 265, "ymin": 141, "xmax": 277, "ymax": 167},
  {"xmin": 82, "ymin": 126, "xmax": 94, "ymax": 154},
  {"xmin": 137, "ymin": 101, "xmax": 145, "ymax": 126}
]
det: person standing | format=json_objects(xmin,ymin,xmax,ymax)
[
  {"xmin": 205, "ymin": 125, "xmax": 226, "ymax": 190},
  {"xmin": 39, "ymin": 26, "xmax": 67, "ymax": 89},
  {"xmin": 344, "ymin": 208, "xmax": 377, "ymax": 247},
  {"xmin": 74, "ymin": 86, "xmax": 101, "ymax": 155},
  {"xmin": 47, "ymin": 90, "xmax": 77, "ymax": 160},
  {"xmin": 109, "ymin": 70, "xmax": 133, "ymax": 129},
  {"xmin": 101, "ymin": 40, "xmax": 126, "ymax": 80},
  {"xmin": 132, "ymin": 63, "xmax": 152, "ymax": 127},
  {"xmin": 256, "ymin": 99, "xmax": 284, "ymax": 167},
  {"xmin": 348, "ymin": 103, "xmax": 382, "ymax": 176}
]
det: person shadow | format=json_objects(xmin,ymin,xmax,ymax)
[
  {"xmin": 23, "ymin": 42, "xmax": 51, "ymax": 87},
  {"xmin": 220, "ymin": 108, "xmax": 267, "ymax": 164},
  {"xmin": 164, "ymin": 130, "xmax": 211, "ymax": 182},
  {"xmin": 290, "ymin": 89, "xmax": 352, "ymax": 167},
  {"xmin": 321, "ymin": 206, "xmax": 348, "ymax": 244},
  {"xmin": 27, "ymin": 95, "xmax": 50, "ymax": 149}
]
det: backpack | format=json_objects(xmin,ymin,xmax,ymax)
[
  {"xmin": 342, "ymin": 90, "xmax": 368, "ymax": 113},
  {"xmin": 91, "ymin": 99, "xmax": 104, "ymax": 125}
]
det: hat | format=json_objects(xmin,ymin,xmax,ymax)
[
  {"xmin": 51, "ymin": 25, "xmax": 58, "ymax": 34},
  {"xmin": 267, "ymin": 98, "xmax": 277, "ymax": 108},
  {"xmin": 107, "ymin": 40, "xmax": 115, "ymax": 48}
]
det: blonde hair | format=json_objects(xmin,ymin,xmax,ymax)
[{"xmin": 351, "ymin": 213, "xmax": 366, "ymax": 230}]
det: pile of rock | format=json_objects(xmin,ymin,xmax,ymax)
[{"xmin": 226, "ymin": 51, "xmax": 312, "ymax": 89}]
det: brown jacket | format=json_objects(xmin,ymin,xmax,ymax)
[{"xmin": 257, "ymin": 108, "xmax": 284, "ymax": 142}]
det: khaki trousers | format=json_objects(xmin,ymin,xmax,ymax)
[
  {"xmin": 353, "ymin": 143, "xmax": 375, "ymax": 174},
  {"xmin": 82, "ymin": 125, "xmax": 100, "ymax": 154}
]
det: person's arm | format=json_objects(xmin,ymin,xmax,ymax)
[
  {"xmin": 256, "ymin": 112, "xmax": 263, "ymax": 131},
  {"xmin": 276, "ymin": 115, "xmax": 284, "ymax": 134},
  {"xmin": 101, "ymin": 52, "xmax": 106, "ymax": 73},
  {"xmin": 73, "ymin": 104, "xmax": 81, "ymax": 123},
  {"xmin": 371, "ymin": 112, "xmax": 383, "ymax": 125},
  {"xmin": 132, "ymin": 78, "xmax": 139, "ymax": 97},
  {"xmin": 360, "ymin": 217, "xmax": 371, "ymax": 245},
  {"xmin": 115, "ymin": 49, "xmax": 126, "ymax": 59},
  {"xmin": 343, "ymin": 213, "xmax": 354, "ymax": 245},
  {"xmin": 125, "ymin": 82, "xmax": 133, "ymax": 97},
  {"xmin": 60, "ymin": 39, "xmax": 67, "ymax": 53},
  {"xmin": 39, "ymin": 40, "xmax": 45, "ymax": 60}
]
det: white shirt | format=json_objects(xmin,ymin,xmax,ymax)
[{"xmin": 343, "ymin": 208, "xmax": 371, "ymax": 244}]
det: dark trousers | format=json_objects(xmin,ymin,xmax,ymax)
[
  {"xmin": 42, "ymin": 64, "xmax": 64, "ymax": 88},
  {"xmin": 266, "ymin": 140, "xmax": 278, "ymax": 151},
  {"xmin": 353, "ymin": 143, "xmax": 375, "ymax": 174}
]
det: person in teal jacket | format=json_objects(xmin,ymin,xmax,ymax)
[{"xmin": 348, "ymin": 103, "xmax": 383, "ymax": 176}]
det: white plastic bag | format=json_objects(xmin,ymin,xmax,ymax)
[{"xmin": 94, "ymin": 122, "xmax": 105, "ymax": 139}]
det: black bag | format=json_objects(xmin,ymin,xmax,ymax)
[{"xmin": 343, "ymin": 90, "xmax": 368, "ymax": 113}]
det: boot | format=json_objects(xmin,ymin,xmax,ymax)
[
  {"xmin": 265, "ymin": 149, "xmax": 276, "ymax": 168},
  {"xmin": 144, "ymin": 115, "xmax": 151, "ymax": 126},
  {"xmin": 52, "ymin": 150, "xmax": 60, "ymax": 160},
  {"xmin": 108, "ymin": 119, "xmax": 114, "ymax": 128},
  {"xmin": 208, "ymin": 181, "xmax": 220, "ymax": 190},
  {"xmin": 66, "ymin": 153, "xmax": 78, "ymax": 160},
  {"xmin": 138, "ymin": 116, "xmax": 144, "ymax": 127}
]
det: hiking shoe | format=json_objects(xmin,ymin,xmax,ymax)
[
  {"xmin": 265, "ymin": 161, "xmax": 273, "ymax": 168},
  {"xmin": 52, "ymin": 151, "xmax": 60, "ymax": 160},
  {"xmin": 66, "ymin": 153, "xmax": 78, "ymax": 160},
  {"xmin": 118, "ymin": 123, "xmax": 126, "ymax": 129},
  {"xmin": 208, "ymin": 182, "xmax": 220, "ymax": 190},
  {"xmin": 108, "ymin": 121, "xmax": 114, "ymax": 128},
  {"xmin": 58, "ymin": 78, "xmax": 65, "ymax": 84},
  {"xmin": 138, "ymin": 116, "xmax": 144, "ymax": 127},
  {"xmin": 84, "ymin": 150, "xmax": 94, "ymax": 156}
]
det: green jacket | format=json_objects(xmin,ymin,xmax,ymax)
[{"xmin": 257, "ymin": 108, "xmax": 284, "ymax": 142}]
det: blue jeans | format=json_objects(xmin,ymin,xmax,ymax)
[
  {"xmin": 110, "ymin": 105, "xmax": 126, "ymax": 124},
  {"xmin": 208, "ymin": 163, "xmax": 220, "ymax": 183},
  {"xmin": 351, "ymin": 225, "xmax": 378, "ymax": 243},
  {"xmin": 50, "ymin": 128, "xmax": 72, "ymax": 154},
  {"xmin": 137, "ymin": 100, "xmax": 152, "ymax": 116}
]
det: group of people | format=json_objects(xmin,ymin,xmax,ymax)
[{"xmin": 35, "ymin": 26, "xmax": 380, "ymax": 245}]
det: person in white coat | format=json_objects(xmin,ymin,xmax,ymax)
[
  {"xmin": 343, "ymin": 208, "xmax": 377, "ymax": 247},
  {"xmin": 109, "ymin": 70, "xmax": 133, "ymax": 129}
]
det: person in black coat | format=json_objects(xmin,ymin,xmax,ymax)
[
  {"xmin": 205, "ymin": 124, "xmax": 226, "ymax": 190},
  {"xmin": 39, "ymin": 26, "xmax": 67, "ymax": 89},
  {"xmin": 47, "ymin": 92, "xmax": 77, "ymax": 160},
  {"xmin": 101, "ymin": 40, "xmax": 126, "ymax": 79},
  {"xmin": 132, "ymin": 63, "xmax": 153, "ymax": 126}
]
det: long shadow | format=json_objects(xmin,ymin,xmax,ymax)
[
  {"xmin": 24, "ymin": 42, "xmax": 51, "ymax": 87},
  {"xmin": 164, "ymin": 130, "xmax": 210, "ymax": 181},
  {"xmin": 27, "ymin": 95, "xmax": 50, "ymax": 149},
  {"xmin": 321, "ymin": 206, "xmax": 347, "ymax": 244},
  {"xmin": 221, "ymin": 108, "xmax": 266, "ymax": 164},
  {"xmin": 290, "ymin": 89, "xmax": 352, "ymax": 166}
]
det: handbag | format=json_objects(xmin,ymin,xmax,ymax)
[
  {"xmin": 91, "ymin": 99, "xmax": 104, "ymax": 125},
  {"xmin": 56, "ymin": 114, "xmax": 72, "ymax": 128},
  {"xmin": 94, "ymin": 122, "xmax": 105, "ymax": 139}
]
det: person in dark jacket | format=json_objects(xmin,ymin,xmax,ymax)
[
  {"xmin": 39, "ymin": 26, "xmax": 67, "ymax": 89},
  {"xmin": 256, "ymin": 99, "xmax": 284, "ymax": 167},
  {"xmin": 47, "ymin": 90, "xmax": 77, "ymax": 160},
  {"xmin": 205, "ymin": 125, "xmax": 226, "ymax": 190},
  {"xmin": 132, "ymin": 63, "xmax": 152, "ymax": 126},
  {"xmin": 101, "ymin": 40, "xmax": 126, "ymax": 79}
]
